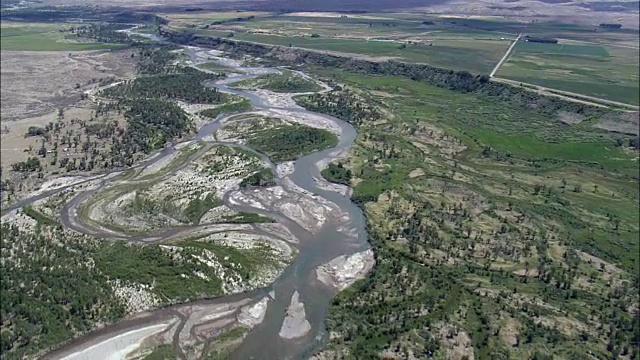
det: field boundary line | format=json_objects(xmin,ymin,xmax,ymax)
[
  {"xmin": 489, "ymin": 33, "xmax": 521, "ymax": 78},
  {"xmin": 491, "ymin": 77, "xmax": 639, "ymax": 110}
]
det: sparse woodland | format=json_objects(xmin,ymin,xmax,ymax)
[
  {"xmin": 2, "ymin": 47, "xmax": 226, "ymax": 202},
  {"xmin": 299, "ymin": 76, "xmax": 639, "ymax": 359}
]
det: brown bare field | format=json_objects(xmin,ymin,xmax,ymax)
[
  {"xmin": 1, "ymin": 49, "xmax": 135, "ymax": 201},
  {"xmin": 34, "ymin": 0, "xmax": 640, "ymax": 29},
  {"xmin": 2, "ymin": 106, "xmax": 92, "ymax": 166},
  {"xmin": 0, "ymin": 102, "xmax": 127, "ymax": 203},
  {"xmin": 1, "ymin": 49, "xmax": 135, "ymax": 122}
]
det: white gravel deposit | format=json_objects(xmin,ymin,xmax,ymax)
[
  {"xmin": 279, "ymin": 291, "xmax": 311, "ymax": 339},
  {"xmin": 237, "ymin": 296, "xmax": 270, "ymax": 328},
  {"xmin": 59, "ymin": 321, "xmax": 176, "ymax": 360},
  {"xmin": 316, "ymin": 249, "xmax": 375, "ymax": 291}
]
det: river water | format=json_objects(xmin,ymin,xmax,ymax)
[{"xmin": 12, "ymin": 32, "xmax": 370, "ymax": 359}]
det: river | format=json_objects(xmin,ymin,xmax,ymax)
[{"xmin": 13, "ymin": 31, "xmax": 371, "ymax": 359}]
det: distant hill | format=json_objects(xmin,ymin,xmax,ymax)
[{"xmin": 30, "ymin": 0, "xmax": 453, "ymax": 12}]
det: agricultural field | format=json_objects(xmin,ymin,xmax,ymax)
[
  {"xmin": 298, "ymin": 67, "xmax": 639, "ymax": 359},
  {"xmin": 158, "ymin": 10, "xmax": 272, "ymax": 27},
  {"xmin": 497, "ymin": 39, "xmax": 640, "ymax": 105},
  {"xmin": 167, "ymin": 13, "xmax": 515, "ymax": 74},
  {"xmin": 162, "ymin": 12, "xmax": 640, "ymax": 106},
  {"xmin": 0, "ymin": 22, "xmax": 125, "ymax": 51}
]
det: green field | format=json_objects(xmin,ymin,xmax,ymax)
[
  {"xmin": 0, "ymin": 22, "xmax": 124, "ymax": 51},
  {"xmin": 184, "ymin": 12, "xmax": 514, "ymax": 74},
  {"xmin": 498, "ymin": 41, "xmax": 639, "ymax": 105},
  {"xmin": 512, "ymin": 41, "xmax": 610, "ymax": 57},
  {"xmin": 205, "ymin": 30, "xmax": 509, "ymax": 74},
  {"xmin": 178, "ymin": 12, "xmax": 640, "ymax": 103}
]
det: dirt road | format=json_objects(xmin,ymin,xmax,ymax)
[
  {"xmin": 490, "ymin": 33, "xmax": 520, "ymax": 78},
  {"xmin": 491, "ymin": 77, "xmax": 639, "ymax": 110}
]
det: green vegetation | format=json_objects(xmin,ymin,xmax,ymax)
[
  {"xmin": 142, "ymin": 345, "xmax": 175, "ymax": 360},
  {"xmin": 239, "ymin": 168, "xmax": 276, "ymax": 187},
  {"xmin": 296, "ymin": 90, "xmax": 382, "ymax": 126},
  {"xmin": 97, "ymin": 48, "xmax": 232, "ymax": 166},
  {"xmin": 70, "ymin": 23, "xmax": 133, "ymax": 44},
  {"xmin": 321, "ymin": 162, "xmax": 352, "ymax": 185},
  {"xmin": 0, "ymin": 224, "xmax": 126, "ymax": 359},
  {"xmin": 184, "ymin": 193, "xmax": 223, "ymax": 224},
  {"xmin": 11, "ymin": 157, "xmax": 42, "ymax": 173},
  {"xmin": 93, "ymin": 241, "xmax": 225, "ymax": 301},
  {"xmin": 498, "ymin": 40, "xmax": 639, "ymax": 105},
  {"xmin": 300, "ymin": 68, "xmax": 639, "ymax": 359},
  {"xmin": 199, "ymin": 98, "xmax": 252, "ymax": 119},
  {"xmin": 22, "ymin": 205, "xmax": 60, "ymax": 227},
  {"xmin": 110, "ymin": 99, "xmax": 192, "ymax": 166},
  {"xmin": 198, "ymin": 61, "xmax": 240, "ymax": 73},
  {"xmin": 246, "ymin": 125, "xmax": 338, "ymax": 162},
  {"xmin": 234, "ymin": 71, "xmax": 322, "ymax": 93},
  {"xmin": 0, "ymin": 22, "xmax": 125, "ymax": 51},
  {"xmin": 136, "ymin": 46, "xmax": 180, "ymax": 74},
  {"xmin": 101, "ymin": 67, "xmax": 225, "ymax": 104},
  {"xmin": 222, "ymin": 212, "xmax": 274, "ymax": 224}
]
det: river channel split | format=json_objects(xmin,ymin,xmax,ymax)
[{"xmin": 10, "ymin": 32, "xmax": 373, "ymax": 360}]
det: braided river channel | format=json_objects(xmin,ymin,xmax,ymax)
[{"xmin": 3, "ymin": 33, "xmax": 372, "ymax": 359}]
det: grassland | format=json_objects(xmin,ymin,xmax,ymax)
[
  {"xmin": 158, "ymin": 11, "xmax": 271, "ymax": 27},
  {"xmin": 0, "ymin": 22, "xmax": 125, "ymax": 51},
  {"xmin": 299, "ymin": 67, "xmax": 639, "ymax": 359},
  {"xmin": 198, "ymin": 29, "xmax": 510, "ymax": 74},
  {"xmin": 497, "ymin": 40, "xmax": 640, "ymax": 105},
  {"xmin": 164, "ymin": 12, "xmax": 516, "ymax": 74}
]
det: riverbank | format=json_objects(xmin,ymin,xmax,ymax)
[{"xmin": 6, "ymin": 41, "xmax": 372, "ymax": 360}]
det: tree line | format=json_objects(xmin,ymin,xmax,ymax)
[{"xmin": 161, "ymin": 28, "xmax": 611, "ymax": 119}]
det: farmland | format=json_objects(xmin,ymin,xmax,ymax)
[
  {"xmin": 497, "ymin": 39, "xmax": 640, "ymax": 105},
  {"xmin": 164, "ymin": 11, "xmax": 639, "ymax": 105},
  {"xmin": 0, "ymin": 22, "xmax": 125, "ymax": 51},
  {"xmin": 173, "ymin": 12, "xmax": 516, "ymax": 74}
]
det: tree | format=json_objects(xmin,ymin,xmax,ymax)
[{"xmin": 533, "ymin": 184, "xmax": 543, "ymax": 195}]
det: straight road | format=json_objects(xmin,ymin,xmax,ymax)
[
  {"xmin": 490, "ymin": 33, "xmax": 521, "ymax": 78},
  {"xmin": 491, "ymin": 77, "xmax": 639, "ymax": 110}
]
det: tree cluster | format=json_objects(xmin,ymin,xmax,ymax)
[{"xmin": 102, "ymin": 67, "xmax": 224, "ymax": 104}]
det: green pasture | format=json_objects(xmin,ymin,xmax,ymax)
[
  {"xmin": 498, "ymin": 41, "xmax": 639, "ymax": 105},
  {"xmin": 1, "ymin": 22, "xmax": 124, "ymax": 51}
]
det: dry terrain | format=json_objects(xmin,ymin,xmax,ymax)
[
  {"xmin": 0, "ymin": 49, "xmax": 136, "ymax": 202},
  {"xmin": 32, "ymin": 0, "xmax": 640, "ymax": 29},
  {"xmin": 1, "ymin": 50, "xmax": 135, "ymax": 121}
]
